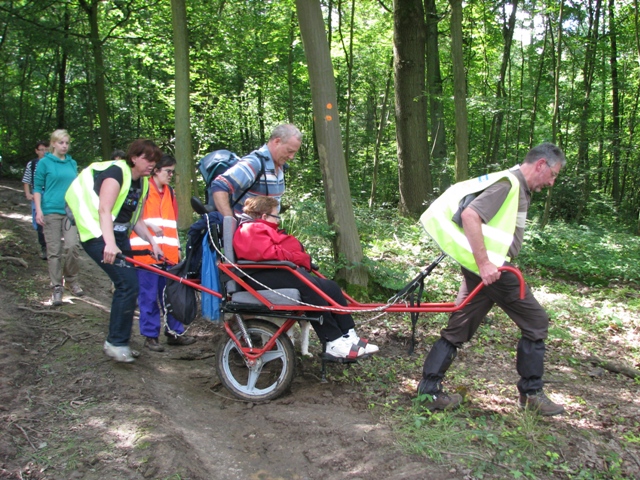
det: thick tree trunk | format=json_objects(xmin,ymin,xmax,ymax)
[
  {"xmin": 393, "ymin": 0, "xmax": 432, "ymax": 216},
  {"xmin": 425, "ymin": 0, "xmax": 448, "ymax": 191},
  {"xmin": 296, "ymin": 0, "xmax": 368, "ymax": 290},
  {"xmin": 79, "ymin": 0, "xmax": 111, "ymax": 160},
  {"xmin": 450, "ymin": 0, "xmax": 468, "ymax": 181},
  {"xmin": 171, "ymin": 0, "xmax": 194, "ymax": 229}
]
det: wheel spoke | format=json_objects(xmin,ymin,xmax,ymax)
[{"xmin": 245, "ymin": 363, "xmax": 264, "ymax": 391}]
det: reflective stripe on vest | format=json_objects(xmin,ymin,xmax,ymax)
[
  {"xmin": 130, "ymin": 181, "xmax": 180, "ymax": 264},
  {"xmin": 420, "ymin": 170, "xmax": 520, "ymax": 274},
  {"xmin": 65, "ymin": 160, "xmax": 149, "ymax": 242}
]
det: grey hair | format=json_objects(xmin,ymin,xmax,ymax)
[
  {"xmin": 269, "ymin": 124, "xmax": 302, "ymax": 143},
  {"xmin": 524, "ymin": 142, "xmax": 566, "ymax": 168}
]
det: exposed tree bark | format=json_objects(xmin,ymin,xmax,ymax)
[
  {"xmin": 528, "ymin": 20, "xmax": 549, "ymax": 149},
  {"xmin": 608, "ymin": 0, "xmax": 621, "ymax": 203},
  {"xmin": 79, "ymin": 0, "xmax": 111, "ymax": 160},
  {"xmin": 425, "ymin": 0, "xmax": 448, "ymax": 191},
  {"xmin": 486, "ymin": 0, "xmax": 518, "ymax": 166},
  {"xmin": 393, "ymin": 0, "xmax": 432, "ymax": 216},
  {"xmin": 450, "ymin": 0, "xmax": 468, "ymax": 181},
  {"xmin": 296, "ymin": 0, "xmax": 368, "ymax": 289},
  {"xmin": 55, "ymin": 7, "xmax": 69, "ymax": 129},
  {"xmin": 171, "ymin": 0, "xmax": 194, "ymax": 229},
  {"xmin": 369, "ymin": 57, "xmax": 393, "ymax": 208},
  {"xmin": 338, "ymin": 0, "xmax": 356, "ymax": 168}
]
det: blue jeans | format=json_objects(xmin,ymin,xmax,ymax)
[{"xmin": 82, "ymin": 232, "xmax": 139, "ymax": 346}]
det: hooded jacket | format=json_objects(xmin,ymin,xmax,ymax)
[{"xmin": 33, "ymin": 152, "xmax": 78, "ymax": 215}]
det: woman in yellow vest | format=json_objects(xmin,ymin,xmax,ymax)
[
  {"xmin": 130, "ymin": 154, "xmax": 196, "ymax": 351},
  {"xmin": 65, "ymin": 139, "xmax": 163, "ymax": 363}
]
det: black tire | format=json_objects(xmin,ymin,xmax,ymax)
[{"xmin": 215, "ymin": 319, "xmax": 296, "ymax": 402}]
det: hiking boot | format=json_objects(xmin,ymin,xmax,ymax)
[
  {"xmin": 144, "ymin": 336, "xmax": 165, "ymax": 352},
  {"xmin": 519, "ymin": 390, "xmax": 565, "ymax": 416},
  {"xmin": 325, "ymin": 336, "xmax": 366, "ymax": 360},
  {"xmin": 165, "ymin": 333, "xmax": 196, "ymax": 346},
  {"xmin": 345, "ymin": 328, "xmax": 379, "ymax": 354},
  {"xmin": 103, "ymin": 341, "xmax": 135, "ymax": 363},
  {"xmin": 67, "ymin": 283, "xmax": 85, "ymax": 297},
  {"xmin": 419, "ymin": 391, "xmax": 463, "ymax": 411},
  {"xmin": 52, "ymin": 285, "xmax": 63, "ymax": 306},
  {"xmin": 40, "ymin": 246, "xmax": 47, "ymax": 260}
]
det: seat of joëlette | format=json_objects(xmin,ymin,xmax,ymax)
[{"xmin": 222, "ymin": 216, "xmax": 302, "ymax": 306}]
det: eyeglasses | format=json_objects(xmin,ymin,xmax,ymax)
[
  {"xmin": 265, "ymin": 213, "xmax": 281, "ymax": 221},
  {"xmin": 544, "ymin": 161, "xmax": 559, "ymax": 179},
  {"xmin": 162, "ymin": 169, "xmax": 175, "ymax": 176}
]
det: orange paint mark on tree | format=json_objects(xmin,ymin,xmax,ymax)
[
  {"xmin": 326, "ymin": 103, "xmax": 333, "ymax": 109},
  {"xmin": 325, "ymin": 115, "xmax": 332, "ymax": 121}
]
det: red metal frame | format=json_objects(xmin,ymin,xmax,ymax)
[{"xmin": 123, "ymin": 255, "xmax": 525, "ymax": 363}]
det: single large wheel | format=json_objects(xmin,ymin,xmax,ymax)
[{"xmin": 216, "ymin": 319, "xmax": 296, "ymax": 402}]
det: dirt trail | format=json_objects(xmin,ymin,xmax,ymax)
[{"xmin": 0, "ymin": 179, "xmax": 443, "ymax": 480}]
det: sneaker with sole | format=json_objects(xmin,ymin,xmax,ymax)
[
  {"xmin": 519, "ymin": 390, "xmax": 565, "ymax": 416},
  {"xmin": 52, "ymin": 285, "xmax": 63, "ymax": 306},
  {"xmin": 325, "ymin": 336, "xmax": 366, "ymax": 360},
  {"xmin": 345, "ymin": 328, "xmax": 379, "ymax": 354},
  {"xmin": 103, "ymin": 341, "xmax": 135, "ymax": 363},
  {"xmin": 165, "ymin": 334, "xmax": 196, "ymax": 346},
  {"xmin": 144, "ymin": 336, "xmax": 165, "ymax": 352},
  {"xmin": 67, "ymin": 283, "xmax": 85, "ymax": 297},
  {"xmin": 419, "ymin": 390, "xmax": 463, "ymax": 411}
]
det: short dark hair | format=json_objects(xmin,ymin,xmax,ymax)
[
  {"xmin": 153, "ymin": 154, "xmax": 177, "ymax": 175},
  {"xmin": 125, "ymin": 139, "xmax": 162, "ymax": 166},
  {"xmin": 111, "ymin": 149, "xmax": 126, "ymax": 160},
  {"xmin": 36, "ymin": 141, "xmax": 48, "ymax": 149}
]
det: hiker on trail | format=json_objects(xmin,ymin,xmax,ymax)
[
  {"xmin": 65, "ymin": 139, "xmax": 163, "ymax": 363},
  {"xmin": 22, "ymin": 141, "xmax": 48, "ymax": 260},
  {"xmin": 234, "ymin": 196, "xmax": 379, "ymax": 360},
  {"xmin": 33, "ymin": 130, "xmax": 84, "ymax": 306},
  {"xmin": 210, "ymin": 124, "xmax": 302, "ymax": 217},
  {"xmin": 417, "ymin": 143, "xmax": 567, "ymax": 416},
  {"xmin": 130, "ymin": 154, "xmax": 196, "ymax": 352}
]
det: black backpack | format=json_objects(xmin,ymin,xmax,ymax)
[
  {"xmin": 197, "ymin": 149, "xmax": 268, "ymax": 206},
  {"xmin": 163, "ymin": 211, "xmax": 224, "ymax": 325}
]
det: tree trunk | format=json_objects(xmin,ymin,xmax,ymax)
[
  {"xmin": 486, "ymin": 0, "xmax": 518, "ymax": 165},
  {"xmin": 55, "ymin": 7, "xmax": 70, "ymax": 129},
  {"xmin": 338, "ymin": 0, "xmax": 356, "ymax": 168},
  {"xmin": 575, "ymin": 0, "xmax": 602, "ymax": 224},
  {"xmin": 171, "ymin": 0, "xmax": 194, "ymax": 229},
  {"xmin": 425, "ymin": 0, "xmax": 448, "ymax": 191},
  {"xmin": 450, "ymin": 0, "xmax": 468, "ymax": 181},
  {"xmin": 541, "ymin": 1, "xmax": 564, "ymax": 228},
  {"xmin": 369, "ymin": 57, "xmax": 393, "ymax": 208},
  {"xmin": 609, "ymin": 0, "xmax": 621, "ymax": 203},
  {"xmin": 296, "ymin": 0, "xmax": 368, "ymax": 290},
  {"xmin": 79, "ymin": 0, "xmax": 111, "ymax": 160},
  {"xmin": 393, "ymin": 0, "xmax": 432, "ymax": 216}
]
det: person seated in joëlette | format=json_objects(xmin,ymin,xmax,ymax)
[{"xmin": 233, "ymin": 196, "xmax": 379, "ymax": 360}]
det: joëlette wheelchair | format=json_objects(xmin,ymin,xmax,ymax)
[{"xmin": 121, "ymin": 197, "xmax": 525, "ymax": 403}]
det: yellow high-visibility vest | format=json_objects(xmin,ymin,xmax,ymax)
[
  {"xmin": 420, "ymin": 169, "xmax": 520, "ymax": 274},
  {"xmin": 65, "ymin": 160, "xmax": 149, "ymax": 242}
]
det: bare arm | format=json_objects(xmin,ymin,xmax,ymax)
[
  {"xmin": 97, "ymin": 178, "xmax": 121, "ymax": 264},
  {"xmin": 33, "ymin": 192, "xmax": 44, "ymax": 226},
  {"xmin": 213, "ymin": 191, "xmax": 234, "ymax": 217},
  {"xmin": 23, "ymin": 183, "xmax": 33, "ymax": 201},
  {"xmin": 460, "ymin": 207, "xmax": 501, "ymax": 285}
]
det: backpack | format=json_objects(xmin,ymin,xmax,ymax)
[
  {"xmin": 163, "ymin": 211, "xmax": 224, "ymax": 325},
  {"xmin": 197, "ymin": 149, "xmax": 267, "ymax": 206}
]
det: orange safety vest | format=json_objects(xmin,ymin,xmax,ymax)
[{"xmin": 130, "ymin": 178, "xmax": 180, "ymax": 265}]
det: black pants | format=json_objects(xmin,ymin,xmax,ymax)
[
  {"xmin": 420, "ymin": 266, "xmax": 548, "ymax": 395},
  {"xmin": 246, "ymin": 268, "xmax": 355, "ymax": 342}
]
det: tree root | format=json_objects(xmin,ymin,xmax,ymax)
[
  {"xmin": 0, "ymin": 256, "xmax": 28, "ymax": 267},
  {"xmin": 586, "ymin": 355, "xmax": 640, "ymax": 380}
]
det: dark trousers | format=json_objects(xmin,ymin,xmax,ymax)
[
  {"xmin": 82, "ymin": 232, "xmax": 139, "ymax": 346},
  {"xmin": 247, "ymin": 268, "xmax": 355, "ymax": 342},
  {"xmin": 420, "ymin": 266, "xmax": 549, "ymax": 395}
]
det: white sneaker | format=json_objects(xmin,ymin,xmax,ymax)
[
  {"xmin": 326, "ymin": 336, "xmax": 365, "ymax": 360},
  {"xmin": 103, "ymin": 341, "xmax": 135, "ymax": 363},
  {"xmin": 345, "ymin": 328, "xmax": 379, "ymax": 354}
]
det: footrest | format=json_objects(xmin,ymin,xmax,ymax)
[{"xmin": 319, "ymin": 352, "xmax": 371, "ymax": 364}]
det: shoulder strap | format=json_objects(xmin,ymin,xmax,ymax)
[{"xmin": 230, "ymin": 152, "xmax": 267, "ymax": 208}]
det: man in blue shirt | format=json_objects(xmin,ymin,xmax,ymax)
[{"xmin": 210, "ymin": 124, "xmax": 302, "ymax": 217}]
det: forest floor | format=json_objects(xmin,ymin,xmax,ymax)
[{"xmin": 0, "ymin": 177, "xmax": 639, "ymax": 480}]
